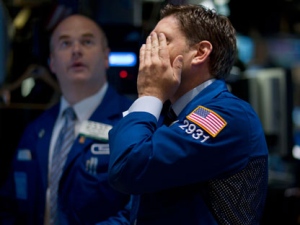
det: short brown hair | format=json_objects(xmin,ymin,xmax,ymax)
[{"xmin": 160, "ymin": 4, "xmax": 237, "ymax": 79}]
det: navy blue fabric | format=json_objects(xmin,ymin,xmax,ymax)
[
  {"xmin": 0, "ymin": 85, "xmax": 133, "ymax": 225},
  {"xmin": 108, "ymin": 79, "xmax": 269, "ymax": 225}
]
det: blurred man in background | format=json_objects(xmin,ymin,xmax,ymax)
[{"xmin": 0, "ymin": 14, "xmax": 132, "ymax": 225}]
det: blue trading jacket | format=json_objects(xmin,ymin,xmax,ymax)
[
  {"xmin": 0, "ymin": 85, "xmax": 133, "ymax": 225},
  {"xmin": 108, "ymin": 79, "xmax": 269, "ymax": 225}
]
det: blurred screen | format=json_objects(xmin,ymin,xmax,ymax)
[
  {"xmin": 109, "ymin": 52, "xmax": 137, "ymax": 67},
  {"xmin": 236, "ymin": 34, "xmax": 255, "ymax": 65}
]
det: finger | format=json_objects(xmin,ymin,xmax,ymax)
[
  {"xmin": 146, "ymin": 34, "xmax": 152, "ymax": 50},
  {"xmin": 151, "ymin": 32, "xmax": 159, "ymax": 55},
  {"xmin": 144, "ymin": 35, "xmax": 152, "ymax": 63},
  {"xmin": 158, "ymin": 33, "xmax": 169, "ymax": 60},
  {"xmin": 139, "ymin": 44, "xmax": 146, "ymax": 67}
]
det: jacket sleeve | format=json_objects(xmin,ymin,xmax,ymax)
[
  {"xmin": 108, "ymin": 108, "xmax": 256, "ymax": 195},
  {"xmin": 95, "ymin": 198, "xmax": 131, "ymax": 225}
]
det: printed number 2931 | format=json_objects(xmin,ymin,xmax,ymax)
[{"xmin": 178, "ymin": 120, "xmax": 210, "ymax": 143}]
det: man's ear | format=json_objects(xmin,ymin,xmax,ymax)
[{"xmin": 192, "ymin": 41, "xmax": 212, "ymax": 64}]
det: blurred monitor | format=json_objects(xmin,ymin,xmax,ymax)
[
  {"xmin": 236, "ymin": 34, "xmax": 255, "ymax": 65},
  {"xmin": 266, "ymin": 36, "xmax": 300, "ymax": 68},
  {"xmin": 109, "ymin": 52, "xmax": 137, "ymax": 67}
]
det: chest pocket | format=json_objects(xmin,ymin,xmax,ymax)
[{"xmin": 85, "ymin": 143, "xmax": 110, "ymax": 174}]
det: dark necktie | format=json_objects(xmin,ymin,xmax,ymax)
[
  {"xmin": 49, "ymin": 107, "xmax": 77, "ymax": 225},
  {"xmin": 163, "ymin": 101, "xmax": 177, "ymax": 126}
]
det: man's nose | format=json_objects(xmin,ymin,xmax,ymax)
[{"xmin": 72, "ymin": 42, "xmax": 82, "ymax": 55}]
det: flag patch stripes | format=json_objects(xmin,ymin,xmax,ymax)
[{"xmin": 186, "ymin": 106, "xmax": 227, "ymax": 137}]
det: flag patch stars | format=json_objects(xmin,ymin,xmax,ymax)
[{"xmin": 186, "ymin": 106, "xmax": 227, "ymax": 137}]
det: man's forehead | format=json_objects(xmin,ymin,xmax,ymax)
[
  {"xmin": 153, "ymin": 17, "xmax": 180, "ymax": 35},
  {"xmin": 52, "ymin": 24, "xmax": 101, "ymax": 42},
  {"xmin": 52, "ymin": 16, "xmax": 100, "ymax": 38}
]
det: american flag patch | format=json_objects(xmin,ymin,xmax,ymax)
[{"xmin": 186, "ymin": 106, "xmax": 227, "ymax": 137}]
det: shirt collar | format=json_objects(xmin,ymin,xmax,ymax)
[
  {"xmin": 59, "ymin": 82, "xmax": 108, "ymax": 122},
  {"xmin": 172, "ymin": 79, "xmax": 215, "ymax": 115}
]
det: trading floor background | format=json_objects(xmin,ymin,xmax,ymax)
[{"xmin": 0, "ymin": 0, "xmax": 300, "ymax": 224}]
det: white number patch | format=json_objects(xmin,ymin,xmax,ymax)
[{"xmin": 178, "ymin": 119, "xmax": 210, "ymax": 143}]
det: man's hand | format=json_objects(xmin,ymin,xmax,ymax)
[{"xmin": 137, "ymin": 32, "xmax": 183, "ymax": 103}]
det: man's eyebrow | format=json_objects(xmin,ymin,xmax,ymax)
[
  {"xmin": 81, "ymin": 33, "xmax": 95, "ymax": 38},
  {"xmin": 57, "ymin": 34, "xmax": 70, "ymax": 41}
]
